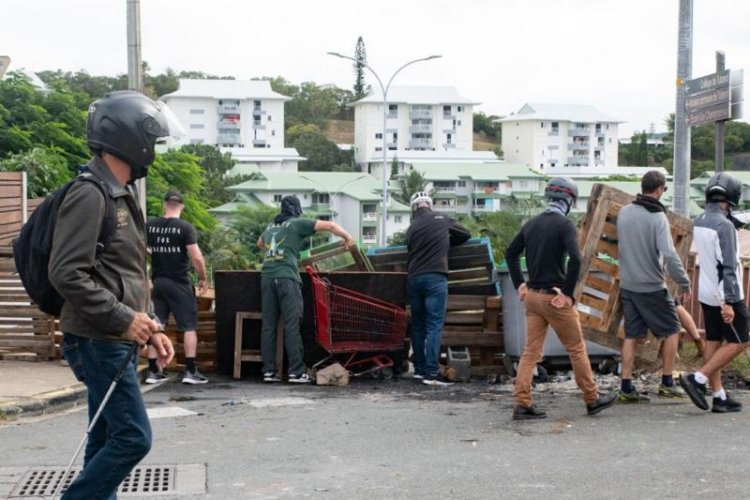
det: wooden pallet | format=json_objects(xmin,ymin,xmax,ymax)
[
  {"xmin": 298, "ymin": 241, "xmax": 373, "ymax": 272},
  {"xmin": 574, "ymin": 184, "xmax": 693, "ymax": 362}
]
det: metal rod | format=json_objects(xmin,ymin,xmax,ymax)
[
  {"xmin": 672, "ymin": 0, "xmax": 693, "ymax": 216},
  {"xmin": 715, "ymin": 51, "xmax": 726, "ymax": 172}
]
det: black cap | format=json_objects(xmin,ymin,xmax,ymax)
[{"xmin": 164, "ymin": 188, "xmax": 183, "ymax": 203}]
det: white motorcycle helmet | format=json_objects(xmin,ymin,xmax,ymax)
[{"xmin": 410, "ymin": 191, "xmax": 433, "ymax": 211}]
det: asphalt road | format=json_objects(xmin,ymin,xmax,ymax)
[{"xmin": 2, "ymin": 374, "xmax": 750, "ymax": 499}]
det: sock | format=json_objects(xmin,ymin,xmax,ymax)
[
  {"xmin": 661, "ymin": 374, "xmax": 674, "ymax": 387},
  {"xmin": 694, "ymin": 371, "xmax": 708, "ymax": 385},
  {"xmin": 148, "ymin": 358, "xmax": 158, "ymax": 373},
  {"xmin": 186, "ymin": 357, "xmax": 196, "ymax": 374},
  {"xmin": 712, "ymin": 389, "xmax": 727, "ymax": 400},
  {"xmin": 621, "ymin": 379, "xmax": 634, "ymax": 393}
]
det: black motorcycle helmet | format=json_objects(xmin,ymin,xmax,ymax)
[
  {"xmin": 87, "ymin": 91, "xmax": 182, "ymax": 181},
  {"xmin": 705, "ymin": 172, "xmax": 742, "ymax": 207},
  {"xmin": 544, "ymin": 177, "xmax": 578, "ymax": 211}
]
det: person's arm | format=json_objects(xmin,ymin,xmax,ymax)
[
  {"xmin": 717, "ymin": 222, "xmax": 741, "ymax": 304},
  {"xmin": 314, "ymin": 220, "xmax": 355, "ymax": 248},
  {"xmin": 560, "ymin": 219, "xmax": 581, "ymax": 298},
  {"xmin": 656, "ymin": 214, "xmax": 691, "ymax": 294},
  {"xmin": 187, "ymin": 244, "xmax": 208, "ymax": 295},
  {"xmin": 49, "ymin": 183, "xmax": 137, "ymax": 335},
  {"xmin": 505, "ymin": 227, "xmax": 526, "ymax": 290},
  {"xmin": 448, "ymin": 218, "xmax": 471, "ymax": 247},
  {"xmin": 257, "ymin": 236, "xmax": 265, "ymax": 250}
]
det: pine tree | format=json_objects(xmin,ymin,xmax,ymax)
[{"xmin": 353, "ymin": 37, "xmax": 367, "ymax": 99}]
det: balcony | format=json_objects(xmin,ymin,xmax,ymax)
[
  {"xmin": 568, "ymin": 128, "xmax": 590, "ymax": 137},
  {"xmin": 474, "ymin": 185, "xmax": 499, "ymax": 194},
  {"xmin": 568, "ymin": 155, "xmax": 589, "ymax": 164},
  {"xmin": 218, "ymin": 119, "xmax": 240, "ymax": 130},
  {"xmin": 253, "ymin": 123, "xmax": 266, "ymax": 130},
  {"xmin": 473, "ymin": 204, "xmax": 494, "ymax": 212},
  {"xmin": 595, "ymin": 130, "xmax": 605, "ymax": 137},
  {"xmin": 385, "ymin": 142, "xmax": 398, "ymax": 149},
  {"xmin": 218, "ymin": 103, "xmax": 240, "ymax": 114},
  {"xmin": 410, "ymin": 108, "xmax": 433, "ymax": 119},
  {"xmin": 410, "ymin": 124, "xmax": 432, "ymax": 134},
  {"xmin": 252, "ymin": 108, "xmax": 266, "ymax": 115},
  {"xmin": 253, "ymin": 139, "xmax": 267, "ymax": 147},
  {"xmin": 443, "ymin": 113, "xmax": 455, "ymax": 120},
  {"xmin": 217, "ymin": 133, "xmax": 241, "ymax": 145},
  {"xmin": 362, "ymin": 234, "xmax": 378, "ymax": 244},
  {"xmin": 386, "ymin": 112, "xmax": 398, "ymax": 119},
  {"xmin": 409, "ymin": 140, "xmax": 432, "ymax": 150},
  {"xmin": 568, "ymin": 142, "xmax": 590, "ymax": 150},
  {"xmin": 442, "ymin": 143, "xmax": 457, "ymax": 149},
  {"xmin": 548, "ymin": 129, "xmax": 560, "ymax": 137},
  {"xmin": 362, "ymin": 212, "xmax": 378, "ymax": 222}
]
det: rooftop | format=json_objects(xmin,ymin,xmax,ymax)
[
  {"xmin": 161, "ymin": 79, "xmax": 290, "ymax": 101},
  {"xmin": 406, "ymin": 162, "xmax": 543, "ymax": 181},
  {"xmin": 351, "ymin": 85, "xmax": 480, "ymax": 106},
  {"xmin": 496, "ymin": 102, "xmax": 622, "ymax": 124}
]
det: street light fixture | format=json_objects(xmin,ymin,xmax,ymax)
[{"xmin": 327, "ymin": 52, "xmax": 442, "ymax": 246}]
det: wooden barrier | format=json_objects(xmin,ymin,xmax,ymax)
[{"xmin": 574, "ymin": 184, "xmax": 693, "ymax": 362}]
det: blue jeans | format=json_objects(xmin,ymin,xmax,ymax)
[
  {"xmin": 408, "ymin": 273, "xmax": 448, "ymax": 377},
  {"xmin": 61, "ymin": 333, "xmax": 152, "ymax": 500}
]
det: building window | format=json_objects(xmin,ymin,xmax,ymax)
[
  {"xmin": 457, "ymin": 181, "xmax": 466, "ymax": 187},
  {"xmin": 608, "ymin": 138, "xmax": 612, "ymax": 144},
  {"xmin": 189, "ymin": 109, "xmax": 204, "ymax": 115},
  {"xmin": 457, "ymin": 120, "xmax": 462, "ymax": 126},
  {"xmin": 273, "ymin": 194, "xmax": 282, "ymax": 203},
  {"xmin": 312, "ymin": 193, "xmax": 330, "ymax": 204},
  {"xmin": 254, "ymin": 100, "xmax": 261, "ymax": 107},
  {"xmin": 272, "ymin": 130, "xmax": 276, "ymax": 136},
  {"xmin": 389, "ymin": 104, "xmax": 398, "ymax": 112},
  {"xmin": 541, "ymin": 122, "xmax": 545, "ymax": 128},
  {"xmin": 552, "ymin": 122, "xmax": 559, "ymax": 129},
  {"xmin": 189, "ymin": 139, "xmax": 204, "ymax": 144},
  {"xmin": 457, "ymin": 106, "xmax": 464, "ymax": 112},
  {"xmin": 375, "ymin": 133, "xmax": 383, "ymax": 139},
  {"xmin": 190, "ymin": 124, "xmax": 204, "ymax": 129},
  {"xmin": 394, "ymin": 215, "xmax": 402, "ymax": 223},
  {"xmin": 375, "ymin": 147, "xmax": 382, "ymax": 151},
  {"xmin": 443, "ymin": 105, "xmax": 451, "ymax": 113},
  {"xmin": 606, "ymin": 124, "xmax": 610, "ymax": 130},
  {"xmin": 551, "ymin": 163, "xmax": 556, "ymax": 167},
  {"xmin": 268, "ymin": 115, "xmax": 272, "ymax": 121}
]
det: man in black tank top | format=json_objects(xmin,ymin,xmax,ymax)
[{"xmin": 146, "ymin": 189, "xmax": 209, "ymax": 385}]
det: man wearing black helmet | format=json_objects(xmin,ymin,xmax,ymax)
[
  {"xmin": 49, "ymin": 91, "xmax": 177, "ymax": 498},
  {"xmin": 506, "ymin": 177, "xmax": 616, "ymax": 420},
  {"xmin": 258, "ymin": 195, "xmax": 355, "ymax": 383},
  {"xmin": 681, "ymin": 172, "xmax": 749, "ymax": 413},
  {"xmin": 617, "ymin": 170, "xmax": 691, "ymax": 403}
]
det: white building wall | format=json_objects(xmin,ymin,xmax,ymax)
[
  {"xmin": 502, "ymin": 121, "xmax": 537, "ymax": 167},
  {"xmin": 336, "ymin": 195, "xmax": 364, "ymax": 244}
]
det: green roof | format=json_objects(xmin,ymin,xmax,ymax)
[
  {"xmin": 226, "ymin": 171, "xmax": 378, "ymax": 193},
  {"xmin": 406, "ymin": 161, "xmax": 543, "ymax": 182}
]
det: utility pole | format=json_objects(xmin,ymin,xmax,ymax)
[
  {"xmin": 672, "ymin": 0, "xmax": 693, "ymax": 217},
  {"xmin": 715, "ymin": 51, "xmax": 726, "ymax": 172},
  {"xmin": 127, "ymin": 0, "xmax": 147, "ymax": 217}
]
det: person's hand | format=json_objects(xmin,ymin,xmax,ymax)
[
  {"xmin": 150, "ymin": 332, "xmax": 175, "ymax": 370},
  {"xmin": 197, "ymin": 278, "xmax": 208, "ymax": 296},
  {"xmin": 341, "ymin": 236, "xmax": 356, "ymax": 250},
  {"xmin": 551, "ymin": 287, "xmax": 573, "ymax": 308},
  {"xmin": 693, "ymin": 337, "xmax": 706, "ymax": 358},
  {"xmin": 721, "ymin": 304, "xmax": 735, "ymax": 324},
  {"xmin": 123, "ymin": 312, "xmax": 161, "ymax": 345},
  {"xmin": 518, "ymin": 283, "xmax": 528, "ymax": 302}
]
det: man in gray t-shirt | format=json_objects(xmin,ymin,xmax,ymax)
[{"xmin": 616, "ymin": 170, "xmax": 691, "ymax": 403}]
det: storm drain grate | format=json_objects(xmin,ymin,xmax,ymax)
[{"xmin": 9, "ymin": 465, "xmax": 176, "ymax": 497}]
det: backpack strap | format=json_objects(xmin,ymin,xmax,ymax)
[{"xmin": 76, "ymin": 172, "xmax": 117, "ymax": 259}]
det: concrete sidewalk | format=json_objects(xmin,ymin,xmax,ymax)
[{"xmin": 0, "ymin": 360, "xmax": 86, "ymax": 419}]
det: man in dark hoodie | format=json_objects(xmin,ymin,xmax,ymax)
[
  {"xmin": 406, "ymin": 191, "xmax": 471, "ymax": 386},
  {"xmin": 506, "ymin": 177, "xmax": 615, "ymax": 420},
  {"xmin": 617, "ymin": 170, "xmax": 691, "ymax": 403},
  {"xmin": 257, "ymin": 195, "xmax": 354, "ymax": 383}
]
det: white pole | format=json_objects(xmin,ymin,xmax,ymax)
[
  {"xmin": 127, "ymin": 0, "xmax": 147, "ymax": 219},
  {"xmin": 672, "ymin": 0, "xmax": 693, "ymax": 216}
]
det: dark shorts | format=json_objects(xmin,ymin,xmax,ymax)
[
  {"xmin": 153, "ymin": 278, "xmax": 197, "ymax": 332},
  {"xmin": 621, "ymin": 288, "xmax": 680, "ymax": 339},
  {"xmin": 701, "ymin": 301, "xmax": 750, "ymax": 344}
]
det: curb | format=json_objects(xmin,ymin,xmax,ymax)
[{"xmin": 0, "ymin": 366, "xmax": 150, "ymax": 421}]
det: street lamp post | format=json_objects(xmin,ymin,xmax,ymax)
[{"xmin": 327, "ymin": 52, "xmax": 442, "ymax": 246}]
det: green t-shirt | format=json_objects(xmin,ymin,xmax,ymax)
[{"xmin": 260, "ymin": 218, "xmax": 317, "ymax": 281}]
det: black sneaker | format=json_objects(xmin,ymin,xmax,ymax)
[
  {"xmin": 182, "ymin": 369, "xmax": 208, "ymax": 385},
  {"xmin": 512, "ymin": 405, "xmax": 547, "ymax": 420},
  {"xmin": 422, "ymin": 374, "xmax": 453, "ymax": 387},
  {"xmin": 712, "ymin": 395, "xmax": 743, "ymax": 413},
  {"xmin": 263, "ymin": 371, "xmax": 281, "ymax": 383},
  {"xmin": 679, "ymin": 373, "xmax": 709, "ymax": 410},
  {"xmin": 288, "ymin": 373, "xmax": 313, "ymax": 384},
  {"xmin": 587, "ymin": 392, "xmax": 617, "ymax": 416},
  {"xmin": 145, "ymin": 371, "xmax": 169, "ymax": 384}
]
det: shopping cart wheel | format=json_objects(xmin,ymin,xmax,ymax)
[{"xmin": 371, "ymin": 367, "xmax": 394, "ymax": 380}]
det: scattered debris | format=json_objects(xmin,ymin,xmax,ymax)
[{"xmin": 316, "ymin": 363, "xmax": 350, "ymax": 386}]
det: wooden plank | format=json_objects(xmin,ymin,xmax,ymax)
[
  {"xmin": 596, "ymin": 240, "xmax": 619, "ymax": 259},
  {"xmin": 579, "ymin": 293, "xmax": 607, "ymax": 312},
  {"xmin": 447, "ymin": 295, "xmax": 486, "ymax": 310},
  {"xmin": 601, "ymin": 222, "xmax": 618, "ymax": 240},
  {"xmin": 591, "ymin": 257, "xmax": 618, "ymax": 276},
  {"xmin": 584, "ymin": 274, "xmax": 614, "ymax": 294},
  {"xmin": 0, "ymin": 304, "xmax": 46, "ymax": 316},
  {"xmin": 448, "ymin": 267, "xmax": 491, "ymax": 281},
  {"xmin": 444, "ymin": 311, "xmax": 484, "ymax": 325},
  {"xmin": 441, "ymin": 332, "xmax": 502, "ymax": 347}
]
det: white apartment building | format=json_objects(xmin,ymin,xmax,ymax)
[
  {"xmin": 498, "ymin": 103, "xmax": 621, "ymax": 175},
  {"xmin": 209, "ymin": 172, "xmax": 410, "ymax": 247},
  {"xmin": 352, "ymin": 86, "xmax": 495, "ymax": 172},
  {"xmin": 161, "ymin": 79, "xmax": 303, "ymax": 174}
]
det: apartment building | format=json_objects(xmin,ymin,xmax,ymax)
[
  {"xmin": 498, "ymin": 103, "xmax": 621, "ymax": 174},
  {"xmin": 161, "ymin": 79, "xmax": 303, "ymax": 174},
  {"xmin": 398, "ymin": 162, "xmax": 545, "ymax": 216},
  {"xmin": 210, "ymin": 171, "xmax": 410, "ymax": 246},
  {"xmin": 352, "ymin": 86, "xmax": 495, "ymax": 172}
]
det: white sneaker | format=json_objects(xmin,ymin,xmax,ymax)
[
  {"xmin": 288, "ymin": 373, "xmax": 313, "ymax": 384},
  {"xmin": 182, "ymin": 369, "xmax": 209, "ymax": 385},
  {"xmin": 263, "ymin": 371, "xmax": 281, "ymax": 383},
  {"xmin": 145, "ymin": 371, "xmax": 169, "ymax": 384}
]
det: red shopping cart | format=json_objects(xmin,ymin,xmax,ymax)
[{"xmin": 306, "ymin": 266, "xmax": 407, "ymax": 378}]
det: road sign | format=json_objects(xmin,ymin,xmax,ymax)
[
  {"xmin": 686, "ymin": 68, "xmax": 743, "ymax": 126},
  {"xmin": 0, "ymin": 56, "xmax": 10, "ymax": 79}
]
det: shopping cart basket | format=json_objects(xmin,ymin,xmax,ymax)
[{"xmin": 306, "ymin": 266, "xmax": 407, "ymax": 378}]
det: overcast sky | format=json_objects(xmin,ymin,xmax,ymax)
[{"xmin": 3, "ymin": 0, "xmax": 748, "ymax": 137}]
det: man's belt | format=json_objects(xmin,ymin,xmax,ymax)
[{"xmin": 527, "ymin": 287, "xmax": 558, "ymax": 295}]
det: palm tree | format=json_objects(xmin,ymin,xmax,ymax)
[{"xmin": 393, "ymin": 170, "xmax": 428, "ymax": 205}]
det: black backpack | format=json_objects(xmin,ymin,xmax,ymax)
[{"xmin": 13, "ymin": 173, "xmax": 117, "ymax": 316}]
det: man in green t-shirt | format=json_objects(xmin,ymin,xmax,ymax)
[{"xmin": 257, "ymin": 195, "xmax": 354, "ymax": 383}]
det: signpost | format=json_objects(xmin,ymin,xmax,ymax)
[
  {"xmin": 685, "ymin": 53, "xmax": 744, "ymax": 172},
  {"xmin": 0, "ymin": 56, "xmax": 10, "ymax": 79}
]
